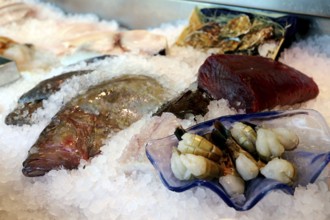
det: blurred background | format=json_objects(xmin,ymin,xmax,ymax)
[{"xmin": 44, "ymin": 0, "xmax": 330, "ymax": 34}]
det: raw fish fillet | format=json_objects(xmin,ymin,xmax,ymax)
[
  {"xmin": 22, "ymin": 75, "xmax": 166, "ymax": 177},
  {"xmin": 198, "ymin": 54, "xmax": 319, "ymax": 112}
]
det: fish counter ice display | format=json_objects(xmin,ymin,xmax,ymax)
[{"xmin": 0, "ymin": 1, "xmax": 329, "ymax": 219}]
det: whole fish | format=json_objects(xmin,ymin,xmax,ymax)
[{"xmin": 22, "ymin": 75, "xmax": 167, "ymax": 177}]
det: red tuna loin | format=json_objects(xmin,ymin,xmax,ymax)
[{"xmin": 197, "ymin": 54, "xmax": 319, "ymax": 112}]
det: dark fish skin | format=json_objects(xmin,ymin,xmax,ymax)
[
  {"xmin": 67, "ymin": 55, "xmax": 115, "ymax": 67},
  {"xmin": 198, "ymin": 54, "xmax": 319, "ymax": 113},
  {"xmin": 5, "ymin": 70, "xmax": 92, "ymax": 126},
  {"xmin": 22, "ymin": 75, "xmax": 166, "ymax": 177},
  {"xmin": 153, "ymin": 89, "xmax": 211, "ymax": 119},
  {"xmin": 5, "ymin": 101, "xmax": 43, "ymax": 126},
  {"xmin": 19, "ymin": 70, "xmax": 92, "ymax": 104},
  {"xmin": 6, "ymin": 55, "xmax": 116, "ymax": 126}
]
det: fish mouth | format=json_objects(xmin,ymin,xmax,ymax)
[
  {"xmin": 22, "ymin": 157, "xmax": 59, "ymax": 177},
  {"xmin": 22, "ymin": 165, "xmax": 51, "ymax": 177},
  {"xmin": 22, "ymin": 153, "xmax": 80, "ymax": 177}
]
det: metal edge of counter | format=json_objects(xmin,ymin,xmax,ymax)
[{"xmin": 43, "ymin": 0, "xmax": 330, "ymax": 35}]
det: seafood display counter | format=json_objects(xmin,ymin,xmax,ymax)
[{"xmin": 0, "ymin": 0, "xmax": 330, "ymax": 220}]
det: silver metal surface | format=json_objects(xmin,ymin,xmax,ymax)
[
  {"xmin": 0, "ymin": 57, "xmax": 20, "ymax": 86},
  {"xmin": 183, "ymin": 0, "xmax": 330, "ymax": 18},
  {"xmin": 44, "ymin": 0, "xmax": 206, "ymax": 29},
  {"xmin": 44, "ymin": 0, "xmax": 330, "ymax": 34}
]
